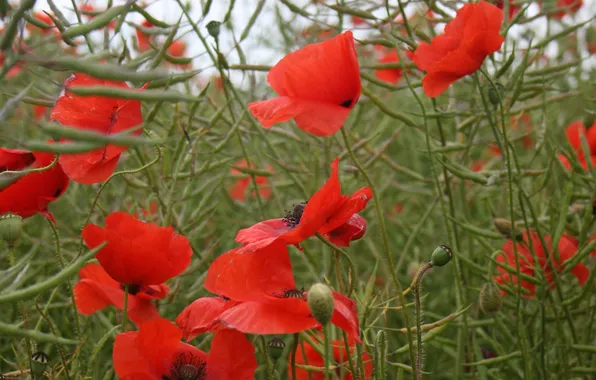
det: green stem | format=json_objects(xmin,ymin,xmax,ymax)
[
  {"xmin": 323, "ymin": 324, "xmax": 331, "ymax": 380},
  {"xmin": 414, "ymin": 263, "xmax": 433, "ymax": 380}
]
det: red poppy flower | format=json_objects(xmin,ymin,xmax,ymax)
[
  {"xmin": 81, "ymin": 212, "xmax": 192, "ymax": 286},
  {"xmin": 352, "ymin": 16, "xmax": 365, "ymax": 26},
  {"xmin": 50, "ymin": 73, "xmax": 144, "ymax": 184},
  {"xmin": 33, "ymin": 105, "xmax": 48, "ymax": 120},
  {"xmin": 248, "ymin": 31, "xmax": 361, "ymax": 137},
  {"xmin": 489, "ymin": 113, "xmax": 533, "ymax": 156},
  {"xmin": 197, "ymin": 242, "xmax": 360, "ymax": 339},
  {"xmin": 229, "ymin": 160, "xmax": 272, "ymax": 202},
  {"xmin": 176, "ymin": 297, "xmax": 239, "ymax": 340},
  {"xmin": 290, "ymin": 337, "xmax": 373, "ymax": 379},
  {"xmin": 113, "ymin": 318, "xmax": 257, "ymax": 380},
  {"xmin": 412, "ymin": 1, "xmax": 504, "ymax": 97},
  {"xmin": 540, "ymin": 0, "xmax": 582, "ymax": 19},
  {"xmin": 0, "ymin": 51, "xmax": 23, "ymax": 78},
  {"xmin": 374, "ymin": 48, "xmax": 402, "ymax": 84},
  {"xmin": 558, "ymin": 120, "xmax": 596, "ymax": 170},
  {"xmin": 0, "ymin": 149, "xmax": 69, "ymax": 222},
  {"xmin": 300, "ymin": 24, "xmax": 336, "ymax": 41},
  {"xmin": 136, "ymin": 20, "xmax": 154, "ymax": 52},
  {"xmin": 166, "ymin": 40, "xmax": 192, "ymax": 69},
  {"xmin": 586, "ymin": 25, "xmax": 596, "ymax": 55},
  {"xmin": 79, "ymin": 4, "xmax": 116, "ymax": 29},
  {"xmin": 494, "ymin": 0, "xmax": 521, "ymax": 20},
  {"xmin": 235, "ymin": 158, "xmax": 372, "ymax": 251},
  {"xmin": 26, "ymin": 11, "xmax": 56, "ymax": 36},
  {"xmin": 494, "ymin": 231, "xmax": 589, "ymax": 297},
  {"xmin": 74, "ymin": 263, "xmax": 165, "ymax": 325}
]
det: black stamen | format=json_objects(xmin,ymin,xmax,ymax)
[
  {"xmin": 340, "ymin": 99, "xmax": 352, "ymax": 108},
  {"xmin": 282, "ymin": 202, "xmax": 307, "ymax": 228},
  {"xmin": 120, "ymin": 283, "xmax": 142, "ymax": 295},
  {"xmin": 164, "ymin": 352, "xmax": 207, "ymax": 380}
]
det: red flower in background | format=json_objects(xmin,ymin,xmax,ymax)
[
  {"xmin": 495, "ymin": 231, "xmax": 589, "ymax": 297},
  {"xmin": 0, "ymin": 51, "xmax": 24, "ymax": 78},
  {"xmin": 176, "ymin": 297, "xmax": 238, "ymax": 341},
  {"xmin": 412, "ymin": 1, "xmax": 504, "ymax": 97},
  {"xmin": 558, "ymin": 120, "xmax": 596, "ymax": 170},
  {"xmin": 540, "ymin": 0, "xmax": 582, "ymax": 19},
  {"xmin": 495, "ymin": 0, "xmax": 521, "ymax": 20},
  {"xmin": 235, "ymin": 158, "xmax": 372, "ymax": 251},
  {"xmin": 352, "ymin": 16, "xmax": 365, "ymax": 26},
  {"xmin": 34, "ymin": 105, "xmax": 48, "ymax": 120},
  {"xmin": 50, "ymin": 73, "xmax": 144, "ymax": 184},
  {"xmin": 136, "ymin": 20, "xmax": 155, "ymax": 52},
  {"xmin": 0, "ymin": 149, "xmax": 69, "ymax": 222},
  {"xmin": 290, "ymin": 337, "xmax": 373, "ymax": 379},
  {"xmin": 82, "ymin": 212, "xmax": 192, "ymax": 286},
  {"xmin": 74, "ymin": 263, "xmax": 165, "ymax": 325},
  {"xmin": 229, "ymin": 160, "xmax": 272, "ymax": 202},
  {"xmin": 249, "ymin": 31, "xmax": 361, "ymax": 136},
  {"xmin": 300, "ymin": 24, "xmax": 336, "ymax": 41},
  {"xmin": 79, "ymin": 3, "xmax": 116, "ymax": 29},
  {"xmin": 167, "ymin": 40, "xmax": 192, "ymax": 69},
  {"xmin": 187, "ymin": 242, "xmax": 360, "ymax": 339},
  {"xmin": 489, "ymin": 113, "xmax": 533, "ymax": 156},
  {"xmin": 113, "ymin": 318, "xmax": 257, "ymax": 380},
  {"xmin": 26, "ymin": 11, "xmax": 56, "ymax": 36},
  {"xmin": 374, "ymin": 46, "xmax": 402, "ymax": 84}
]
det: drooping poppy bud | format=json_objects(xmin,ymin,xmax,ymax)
[
  {"xmin": 479, "ymin": 282, "xmax": 503, "ymax": 314},
  {"xmin": 307, "ymin": 283, "xmax": 334, "ymax": 325},
  {"xmin": 430, "ymin": 245, "xmax": 452, "ymax": 267}
]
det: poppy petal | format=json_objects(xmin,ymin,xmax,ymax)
[
  {"xmin": 206, "ymin": 329, "xmax": 258, "ymax": 380},
  {"xmin": 248, "ymin": 97, "xmax": 302, "ymax": 127},
  {"xmin": 59, "ymin": 153, "xmax": 120, "ymax": 184},
  {"xmin": 570, "ymin": 263, "xmax": 590, "ymax": 286},
  {"xmin": 235, "ymin": 218, "xmax": 292, "ymax": 251},
  {"xmin": 218, "ymin": 300, "xmax": 318, "ymax": 335},
  {"xmin": 324, "ymin": 213, "xmax": 367, "ymax": 247},
  {"xmin": 176, "ymin": 297, "xmax": 230, "ymax": 341},
  {"xmin": 330, "ymin": 291, "xmax": 360, "ymax": 341},
  {"xmin": 113, "ymin": 332, "xmax": 156, "ymax": 379},
  {"xmin": 319, "ymin": 187, "xmax": 372, "ymax": 234}
]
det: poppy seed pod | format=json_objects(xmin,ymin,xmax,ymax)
[
  {"xmin": 31, "ymin": 351, "xmax": 49, "ymax": 378},
  {"xmin": 430, "ymin": 245, "xmax": 452, "ymax": 267},
  {"xmin": 267, "ymin": 337, "xmax": 286, "ymax": 361},
  {"xmin": 307, "ymin": 283, "xmax": 334, "ymax": 325},
  {"xmin": 0, "ymin": 213, "xmax": 22, "ymax": 246},
  {"xmin": 206, "ymin": 21, "xmax": 221, "ymax": 38},
  {"xmin": 487, "ymin": 83, "xmax": 505, "ymax": 106},
  {"xmin": 479, "ymin": 282, "xmax": 503, "ymax": 314}
]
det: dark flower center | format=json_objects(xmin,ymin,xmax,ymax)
[
  {"xmin": 120, "ymin": 283, "xmax": 142, "ymax": 295},
  {"xmin": 282, "ymin": 202, "xmax": 307, "ymax": 228},
  {"xmin": 276, "ymin": 288, "xmax": 304, "ymax": 299},
  {"xmin": 340, "ymin": 99, "xmax": 352, "ymax": 108},
  {"xmin": 163, "ymin": 352, "xmax": 207, "ymax": 380}
]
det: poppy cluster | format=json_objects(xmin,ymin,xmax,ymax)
[
  {"xmin": 494, "ymin": 230, "xmax": 589, "ymax": 297},
  {"xmin": 412, "ymin": 1, "xmax": 505, "ymax": 97}
]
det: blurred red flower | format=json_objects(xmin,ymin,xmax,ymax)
[
  {"xmin": 494, "ymin": 0, "xmax": 521, "ymax": 20},
  {"xmin": 0, "ymin": 149, "xmax": 68, "ymax": 222},
  {"xmin": 50, "ymin": 73, "xmax": 144, "ymax": 184},
  {"xmin": 167, "ymin": 40, "xmax": 192, "ymax": 69},
  {"xmin": 374, "ymin": 47, "xmax": 402, "ymax": 84},
  {"xmin": 0, "ymin": 51, "xmax": 23, "ymax": 78},
  {"xmin": 289, "ymin": 337, "xmax": 373, "ymax": 379},
  {"xmin": 489, "ymin": 113, "xmax": 533, "ymax": 156},
  {"xmin": 352, "ymin": 16, "xmax": 365, "ymax": 26},
  {"xmin": 412, "ymin": 1, "xmax": 504, "ymax": 97},
  {"xmin": 26, "ymin": 11, "xmax": 56, "ymax": 36},
  {"xmin": 495, "ymin": 231, "xmax": 589, "ymax": 297},
  {"xmin": 540, "ymin": 0, "xmax": 582, "ymax": 19},
  {"xmin": 79, "ymin": 3, "xmax": 116, "ymax": 29},
  {"xmin": 33, "ymin": 105, "xmax": 48, "ymax": 119},
  {"xmin": 558, "ymin": 120, "xmax": 596, "ymax": 170},
  {"xmin": 235, "ymin": 158, "xmax": 372, "ymax": 251},
  {"xmin": 82, "ymin": 212, "xmax": 192, "ymax": 286},
  {"xmin": 249, "ymin": 31, "xmax": 361, "ymax": 136},
  {"xmin": 136, "ymin": 20, "xmax": 155, "ymax": 52},
  {"xmin": 300, "ymin": 24, "xmax": 336, "ymax": 41},
  {"xmin": 192, "ymin": 242, "xmax": 360, "ymax": 339},
  {"xmin": 229, "ymin": 160, "xmax": 272, "ymax": 202},
  {"xmin": 74, "ymin": 263, "xmax": 165, "ymax": 325},
  {"xmin": 113, "ymin": 318, "xmax": 257, "ymax": 380}
]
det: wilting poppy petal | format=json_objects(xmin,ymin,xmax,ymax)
[
  {"xmin": 82, "ymin": 212, "xmax": 192, "ymax": 286},
  {"xmin": 249, "ymin": 31, "xmax": 360, "ymax": 136},
  {"xmin": 325, "ymin": 213, "xmax": 367, "ymax": 247},
  {"xmin": 0, "ymin": 150, "xmax": 69, "ymax": 220},
  {"xmin": 330, "ymin": 291, "xmax": 360, "ymax": 341},
  {"xmin": 206, "ymin": 329, "xmax": 258, "ymax": 380}
]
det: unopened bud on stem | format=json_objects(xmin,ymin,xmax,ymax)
[
  {"xmin": 479, "ymin": 282, "xmax": 503, "ymax": 314},
  {"xmin": 307, "ymin": 283, "xmax": 334, "ymax": 326},
  {"xmin": 0, "ymin": 214, "xmax": 22, "ymax": 247}
]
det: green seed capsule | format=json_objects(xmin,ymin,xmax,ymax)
[
  {"xmin": 267, "ymin": 337, "xmax": 285, "ymax": 361},
  {"xmin": 31, "ymin": 351, "xmax": 49, "ymax": 379},
  {"xmin": 307, "ymin": 283, "xmax": 334, "ymax": 325},
  {"xmin": 206, "ymin": 21, "xmax": 221, "ymax": 38},
  {"xmin": 431, "ymin": 245, "xmax": 452, "ymax": 267},
  {"xmin": 0, "ymin": 213, "xmax": 23, "ymax": 246},
  {"xmin": 487, "ymin": 83, "xmax": 505, "ymax": 106}
]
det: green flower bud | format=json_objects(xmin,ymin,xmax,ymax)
[
  {"xmin": 431, "ymin": 245, "xmax": 452, "ymax": 267},
  {"xmin": 206, "ymin": 21, "xmax": 221, "ymax": 39},
  {"xmin": 267, "ymin": 337, "xmax": 285, "ymax": 361},
  {"xmin": 31, "ymin": 351, "xmax": 49, "ymax": 378},
  {"xmin": 0, "ymin": 213, "xmax": 23, "ymax": 246},
  {"xmin": 487, "ymin": 83, "xmax": 505, "ymax": 106},
  {"xmin": 493, "ymin": 218, "xmax": 522, "ymax": 240},
  {"xmin": 479, "ymin": 282, "xmax": 503, "ymax": 314},
  {"xmin": 307, "ymin": 283, "xmax": 334, "ymax": 326}
]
